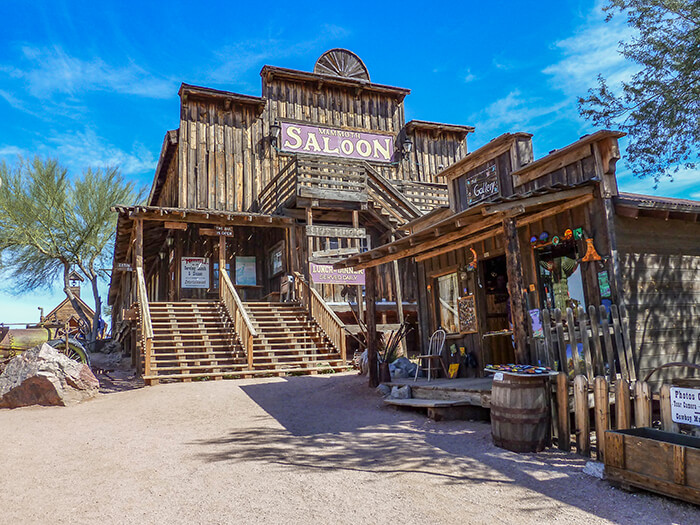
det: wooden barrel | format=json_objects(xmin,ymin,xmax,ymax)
[{"xmin": 490, "ymin": 373, "xmax": 550, "ymax": 453}]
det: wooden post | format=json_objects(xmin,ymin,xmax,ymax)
[
  {"xmin": 574, "ymin": 375, "xmax": 590, "ymax": 457},
  {"xmin": 366, "ymin": 265, "xmax": 379, "ymax": 388},
  {"xmin": 556, "ymin": 372, "xmax": 571, "ymax": 452},
  {"xmin": 218, "ymin": 235, "xmax": 226, "ymax": 299},
  {"xmin": 502, "ymin": 217, "xmax": 528, "ymax": 364},
  {"xmin": 660, "ymin": 384, "xmax": 679, "ymax": 433},
  {"xmin": 615, "ymin": 378, "xmax": 631, "ymax": 429},
  {"xmin": 352, "ymin": 210, "xmax": 364, "ymax": 322},
  {"xmin": 634, "ymin": 380, "xmax": 652, "ymax": 428},
  {"xmin": 390, "ymin": 233, "xmax": 405, "ymax": 356},
  {"xmin": 594, "ymin": 376, "xmax": 610, "ymax": 462}
]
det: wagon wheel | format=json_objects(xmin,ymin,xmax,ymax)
[
  {"xmin": 47, "ymin": 338, "xmax": 91, "ymax": 366},
  {"xmin": 314, "ymin": 49, "xmax": 370, "ymax": 81}
]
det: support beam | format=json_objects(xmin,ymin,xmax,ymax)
[
  {"xmin": 391, "ymin": 234, "xmax": 405, "ymax": 355},
  {"xmin": 353, "ymin": 210, "xmax": 364, "ymax": 322},
  {"xmin": 503, "ymin": 217, "xmax": 529, "ymax": 364},
  {"xmin": 366, "ymin": 265, "xmax": 379, "ymax": 388},
  {"xmin": 218, "ymin": 235, "xmax": 226, "ymax": 299}
]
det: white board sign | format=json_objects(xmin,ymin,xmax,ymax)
[
  {"xmin": 670, "ymin": 387, "xmax": 700, "ymax": 425},
  {"xmin": 181, "ymin": 257, "xmax": 209, "ymax": 289}
]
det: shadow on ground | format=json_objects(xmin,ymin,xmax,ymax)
[{"xmin": 188, "ymin": 373, "xmax": 697, "ymax": 524}]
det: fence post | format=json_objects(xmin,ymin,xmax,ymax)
[
  {"xmin": 634, "ymin": 380, "xmax": 652, "ymax": 428},
  {"xmin": 574, "ymin": 375, "xmax": 590, "ymax": 457},
  {"xmin": 557, "ymin": 372, "xmax": 571, "ymax": 452},
  {"xmin": 615, "ymin": 378, "xmax": 631, "ymax": 429},
  {"xmin": 660, "ymin": 383, "xmax": 679, "ymax": 433},
  {"xmin": 594, "ymin": 376, "xmax": 610, "ymax": 462}
]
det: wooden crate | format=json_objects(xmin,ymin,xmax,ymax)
[{"xmin": 604, "ymin": 428, "xmax": 700, "ymax": 505}]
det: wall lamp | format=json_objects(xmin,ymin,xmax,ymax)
[
  {"xmin": 401, "ymin": 137, "xmax": 413, "ymax": 159},
  {"xmin": 269, "ymin": 121, "xmax": 281, "ymax": 148}
]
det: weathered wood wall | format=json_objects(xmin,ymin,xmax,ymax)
[
  {"xmin": 615, "ymin": 215, "xmax": 700, "ymax": 383},
  {"xmin": 406, "ymin": 127, "xmax": 468, "ymax": 183}
]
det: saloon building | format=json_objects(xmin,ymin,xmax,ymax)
[{"xmin": 109, "ymin": 48, "xmax": 700, "ymax": 387}]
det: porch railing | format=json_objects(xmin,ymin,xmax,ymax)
[
  {"xmin": 220, "ymin": 270, "xmax": 257, "ymax": 369},
  {"xmin": 293, "ymin": 271, "xmax": 347, "ymax": 363},
  {"xmin": 392, "ymin": 179, "xmax": 450, "ymax": 213},
  {"xmin": 135, "ymin": 266, "xmax": 153, "ymax": 377},
  {"xmin": 364, "ymin": 162, "xmax": 421, "ymax": 223}
]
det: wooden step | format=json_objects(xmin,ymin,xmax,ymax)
[{"xmin": 143, "ymin": 365, "xmax": 352, "ymax": 382}]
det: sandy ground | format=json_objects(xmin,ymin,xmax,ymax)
[{"xmin": 1, "ymin": 371, "xmax": 699, "ymax": 525}]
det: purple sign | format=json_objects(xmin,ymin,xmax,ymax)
[
  {"xmin": 280, "ymin": 122, "xmax": 395, "ymax": 163},
  {"xmin": 310, "ymin": 263, "xmax": 365, "ymax": 285}
]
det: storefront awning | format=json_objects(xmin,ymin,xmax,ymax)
[{"xmin": 334, "ymin": 184, "xmax": 596, "ymax": 270}]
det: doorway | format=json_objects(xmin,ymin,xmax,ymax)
[{"xmin": 481, "ymin": 255, "xmax": 515, "ymax": 364}]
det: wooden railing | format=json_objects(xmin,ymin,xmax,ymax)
[
  {"xmin": 220, "ymin": 270, "xmax": 257, "ymax": 369},
  {"xmin": 392, "ymin": 180, "xmax": 450, "ymax": 213},
  {"xmin": 256, "ymin": 154, "xmax": 448, "ymax": 217},
  {"xmin": 135, "ymin": 267, "xmax": 153, "ymax": 377},
  {"xmin": 293, "ymin": 272, "xmax": 347, "ymax": 363}
]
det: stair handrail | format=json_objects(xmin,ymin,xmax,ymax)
[
  {"xmin": 135, "ymin": 266, "xmax": 153, "ymax": 377},
  {"xmin": 293, "ymin": 271, "xmax": 347, "ymax": 363},
  {"xmin": 363, "ymin": 162, "xmax": 422, "ymax": 222},
  {"xmin": 220, "ymin": 270, "xmax": 258, "ymax": 369}
]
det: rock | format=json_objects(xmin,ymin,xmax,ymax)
[
  {"xmin": 583, "ymin": 461, "xmax": 605, "ymax": 479},
  {"xmin": 389, "ymin": 356, "xmax": 417, "ymax": 379},
  {"xmin": 390, "ymin": 385, "xmax": 411, "ymax": 399},
  {"xmin": 0, "ymin": 343, "xmax": 100, "ymax": 409},
  {"xmin": 359, "ymin": 349, "xmax": 369, "ymax": 376},
  {"xmin": 376, "ymin": 384, "xmax": 391, "ymax": 397}
]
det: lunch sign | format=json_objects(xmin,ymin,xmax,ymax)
[{"xmin": 280, "ymin": 122, "xmax": 395, "ymax": 163}]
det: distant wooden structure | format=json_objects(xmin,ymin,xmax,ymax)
[{"xmin": 336, "ymin": 130, "xmax": 700, "ymax": 387}]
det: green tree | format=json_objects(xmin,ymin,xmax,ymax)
[
  {"xmin": 0, "ymin": 156, "xmax": 142, "ymax": 345},
  {"xmin": 578, "ymin": 0, "xmax": 700, "ymax": 184}
]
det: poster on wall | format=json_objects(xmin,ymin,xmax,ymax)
[
  {"xmin": 458, "ymin": 295, "xmax": 478, "ymax": 334},
  {"xmin": 529, "ymin": 309, "xmax": 544, "ymax": 338},
  {"xmin": 269, "ymin": 241, "xmax": 285, "ymax": 277},
  {"xmin": 181, "ymin": 257, "xmax": 209, "ymax": 289},
  {"xmin": 235, "ymin": 256, "xmax": 257, "ymax": 286},
  {"xmin": 598, "ymin": 270, "xmax": 612, "ymax": 298}
]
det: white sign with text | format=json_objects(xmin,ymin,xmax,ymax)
[
  {"xmin": 670, "ymin": 387, "xmax": 700, "ymax": 425},
  {"xmin": 181, "ymin": 257, "xmax": 210, "ymax": 289}
]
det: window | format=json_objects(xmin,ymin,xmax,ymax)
[
  {"xmin": 436, "ymin": 272, "xmax": 459, "ymax": 333},
  {"xmin": 537, "ymin": 244, "xmax": 585, "ymax": 311}
]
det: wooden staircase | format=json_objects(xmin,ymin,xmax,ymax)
[
  {"xmin": 245, "ymin": 302, "xmax": 350, "ymax": 374},
  {"xmin": 141, "ymin": 300, "xmax": 350, "ymax": 384}
]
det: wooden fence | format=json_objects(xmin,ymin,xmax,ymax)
[
  {"xmin": 531, "ymin": 304, "xmax": 636, "ymax": 383},
  {"xmin": 550, "ymin": 373, "xmax": 683, "ymax": 461}
]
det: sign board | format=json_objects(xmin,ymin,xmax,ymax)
[
  {"xmin": 269, "ymin": 241, "xmax": 285, "ymax": 277},
  {"xmin": 280, "ymin": 122, "xmax": 395, "ymax": 163},
  {"xmin": 529, "ymin": 309, "xmax": 543, "ymax": 338},
  {"xmin": 235, "ymin": 256, "xmax": 257, "ymax": 286},
  {"xmin": 200, "ymin": 225, "xmax": 235, "ymax": 237},
  {"xmin": 181, "ymin": 257, "xmax": 209, "ymax": 289},
  {"xmin": 466, "ymin": 164, "xmax": 499, "ymax": 206},
  {"xmin": 458, "ymin": 295, "xmax": 478, "ymax": 334},
  {"xmin": 670, "ymin": 387, "xmax": 700, "ymax": 425},
  {"xmin": 306, "ymin": 225, "xmax": 366, "ymax": 239},
  {"xmin": 115, "ymin": 262, "xmax": 132, "ymax": 272},
  {"xmin": 309, "ymin": 262, "xmax": 365, "ymax": 285}
]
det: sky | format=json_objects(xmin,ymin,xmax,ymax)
[{"xmin": 0, "ymin": 0, "xmax": 697, "ymax": 324}]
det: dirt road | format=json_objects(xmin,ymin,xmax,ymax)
[{"xmin": 1, "ymin": 372, "xmax": 697, "ymax": 524}]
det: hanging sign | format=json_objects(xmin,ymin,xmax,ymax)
[
  {"xmin": 458, "ymin": 295, "xmax": 478, "ymax": 334},
  {"xmin": 280, "ymin": 122, "xmax": 395, "ymax": 163},
  {"xmin": 181, "ymin": 257, "xmax": 209, "ymax": 288},
  {"xmin": 670, "ymin": 387, "xmax": 700, "ymax": 425},
  {"xmin": 309, "ymin": 263, "xmax": 365, "ymax": 285},
  {"xmin": 466, "ymin": 164, "xmax": 499, "ymax": 206},
  {"xmin": 200, "ymin": 225, "xmax": 235, "ymax": 237}
]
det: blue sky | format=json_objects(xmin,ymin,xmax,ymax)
[{"xmin": 0, "ymin": 0, "xmax": 697, "ymax": 324}]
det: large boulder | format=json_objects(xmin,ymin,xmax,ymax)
[
  {"xmin": 0, "ymin": 343, "xmax": 99, "ymax": 409},
  {"xmin": 389, "ymin": 356, "xmax": 418, "ymax": 379}
]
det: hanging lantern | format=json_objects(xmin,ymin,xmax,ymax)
[{"xmin": 581, "ymin": 238, "xmax": 602, "ymax": 262}]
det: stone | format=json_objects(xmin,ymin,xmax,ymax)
[
  {"xmin": 583, "ymin": 461, "xmax": 605, "ymax": 479},
  {"xmin": 376, "ymin": 384, "xmax": 391, "ymax": 397},
  {"xmin": 390, "ymin": 385, "xmax": 411, "ymax": 399},
  {"xmin": 0, "ymin": 343, "xmax": 100, "ymax": 409},
  {"xmin": 389, "ymin": 356, "xmax": 418, "ymax": 379}
]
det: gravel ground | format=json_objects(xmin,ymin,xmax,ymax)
[{"xmin": 1, "ymin": 371, "xmax": 698, "ymax": 525}]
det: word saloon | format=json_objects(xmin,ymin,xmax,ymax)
[{"xmin": 281, "ymin": 122, "xmax": 395, "ymax": 163}]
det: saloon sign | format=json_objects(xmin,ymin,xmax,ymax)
[
  {"xmin": 280, "ymin": 122, "xmax": 395, "ymax": 163},
  {"xmin": 466, "ymin": 164, "xmax": 500, "ymax": 206}
]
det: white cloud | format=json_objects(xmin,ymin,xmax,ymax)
[
  {"xmin": 617, "ymin": 166, "xmax": 700, "ymax": 197},
  {"xmin": 463, "ymin": 69, "xmax": 476, "ymax": 83},
  {"xmin": 543, "ymin": 2, "xmax": 638, "ymax": 96},
  {"xmin": 47, "ymin": 128, "xmax": 156, "ymax": 176},
  {"xmin": 0, "ymin": 145, "xmax": 26, "ymax": 158},
  {"xmin": 1, "ymin": 45, "xmax": 176, "ymax": 101}
]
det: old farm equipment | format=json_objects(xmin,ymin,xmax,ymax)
[{"xmin": 0, "ymin": 321, "xmax": 90, "ymax": 366}]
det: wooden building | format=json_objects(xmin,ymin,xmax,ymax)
[
  {"xmin": 336, "ymin": 130, "xmax": 700, "ymax": 386},
  {"xmin": 108, "ymin": 49, "xmax": 475, "ymax": 384}
]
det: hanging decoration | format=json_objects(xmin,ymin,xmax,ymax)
[
  {"xmin": 573, "ymin": 227, "xmax": 584, "ymax": 240},
  {"xmin": 581, "ymin": 238, "xmax": 602, "ymax": 262},
  {"xmin": 564, "ymin": 228, "xmax": 573, "ymax": 240},
  {"xmin": 468, "ymin": 247, "xmax": 478, "ymax": 270},
  {"xmin": 552, "ymin": 236, "xmax": 560, "ymax": 246}
]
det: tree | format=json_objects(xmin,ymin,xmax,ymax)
[
  {"xmin": 0, "ymin": 156, "xmax": 142, "ymax": 345},
  {"xmin": 578, "ymin": 0, "xmax": 700, "ymax": 184}
]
